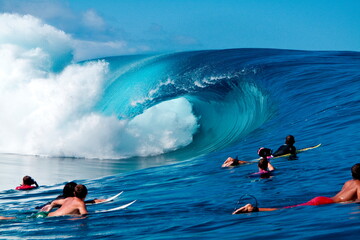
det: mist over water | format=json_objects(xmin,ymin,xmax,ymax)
[{"xmin": 0, "ymin": 14, "xmax": 203, "ymax": 159}]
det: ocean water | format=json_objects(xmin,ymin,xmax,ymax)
[{"xmin": 1, "ymin": 47, "xmax": 360, "ymax": 239}]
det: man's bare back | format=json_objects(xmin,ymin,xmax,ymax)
[
  {"xmin": 233, "ymin": 163, "xmax": 360, "ymax": 214},
  {"xmin": 331, "ymin": 179, "xmax": 360, "ymax": 203},
  {"xmin": 41, "ymin": 184, "xmax": 88, "ymax": 217},
  {"xmin": 47, "ymin": 197, "xmax": 88, "ymax": 217}
]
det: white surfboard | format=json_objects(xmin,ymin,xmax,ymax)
[
  {"xmin": 90, "ymin": 191, "xmax": 123, "ymax": 205},
  {"xmin": 95, "ymin": 200, "xmax": 136, "ymax": 213}
]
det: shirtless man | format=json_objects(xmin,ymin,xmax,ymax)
[
  {"xmin": 233, "ymin": 163, "xmax": 360, "ymax": 214},
  {"xmin": 0, "ymin": 184, "xmax": 88, "ymax": 220},
  {"xmin": 41, "ymin": 184, "xmax": 88, "ymax": 217},
  {"xmin": 36, "ymin": 181, "xmax": 105, "ymax": 209}
]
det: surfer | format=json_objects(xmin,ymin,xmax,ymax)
[
  {"xmin": 15, "ymin": 176, "xmax": 39, "ymax": 190},
  {"xmin": 40, "ymin": 184, "xmax": 89, "ymax": 217},
  {"xmin": 249, "ymin": 157, "xmax": 276, "ymax": 179},
  {"xmin": 36, "ymin": 181, "xmax": 105, "ymax": 209},
  {"xmin": 222, "ymin": 147, "xmax": 273, "ymax": 167},
  {"xmin": 257, "ymin": 157, "xmax": 275, "ymax": 173},
  {"xmin": 222, "ymin": 156, "xmax": 248, "ymax": 167},
  {"xmin": 0, "ymin": 184, "xmax": 90, "ymax": 220},
  {"xmin": 233, "ymin": 163, "xmax": 360, "ymax": 214},
  {"xmin": 272, "ymin": 135, "xmax": 297, "ymax": 157}
]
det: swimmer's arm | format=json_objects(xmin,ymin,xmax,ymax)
[
  {"xmin": 222, "ymin": 158, "xmax": 235, "ymax": 167},
  {"xmin": 41, "ymin": 199, "xmax": 65, "ymax": 212},
  {"xmin": 357, "ymin": 186, "xmax": 360, "ymax": 201},
  {"xmin": 34, "ymin": 181, "xmax": 39, "ymax": 188},
  {"xmin": 85, "ymin": 199, "xmax": 107, "ymax": 204},
  {"xmin": 267, "ymin": 162, "xmax": 275, "ymax": 171},
  {"xmin": 78, "ymin": 203, "xmax": 88, "ymax": 215},
  {"xmin": 232, "ymin": 204, "xmax": 278, "ymax": 214},
  {"xmin": 222, "ymin": 158, "xmax": 248, "ymax": 167},
  {"xmin": 238, "ymin": 160, "xmax": 248, "ymax": 164},
  {"xmin": 0, "ymin": 216, "xmax": 16, "ymax": 220}
]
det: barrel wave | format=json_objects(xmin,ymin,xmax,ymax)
[
  {"xmin": 95, "ymin": 51, "xmax": 272, "ymax": 159},
  {"xmin": 0, "ymin": 45, "xmax": 272, "ymax": 159}
]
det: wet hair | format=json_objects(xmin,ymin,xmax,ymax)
[
  {"xmin": 63, "ymin": 182, "xmax": 77, "ymax": 197},
  {"xmin": 23, "ymin": 176, "xmax": 35, "ymax": 185},
  {"xmin": 258, "ymin": 157, "xmax": 269, "ymax": 171},
  {"xmin": 258, "ymin": 148, "xmax": 272, "ymax": 158},
  {"xmin": 351, "ymin": 163, "xmax": 360, "ymax": 180},
  {"xmin": 74, "ymin": 184, "xmax": 88, "ymax": 199},
  {"xmin": 285, "ymin": 135, "xmax": 295, "ymax": 145}
]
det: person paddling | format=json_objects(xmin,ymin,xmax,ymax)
[
  {"xmin": 233, "ymin": 163, "xmax": 360, "ymax": 214},
  {"xmin": 15, "ymin": 176, "xmax": 39, "ymax": 190},
  {"xmin": 40, "ymin": 184, "xmax": 89, "ymax": 217},
  {"xmin": 273, "ymin": 135, "xmax": 297, "ymax": 157},
  {"xmin": 36, "ymin": 181, "xmax": 106, "ymax": 209},
  {"xmin": 222, "ymin": 147, "xmax": 273, "ymax": 168}
]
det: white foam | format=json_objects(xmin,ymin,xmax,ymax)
[{"xmin": 0, "ymin": 13, "xmax": 199, "ymax": 159}]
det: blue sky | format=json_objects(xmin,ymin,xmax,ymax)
[{"xmin": 1, "ymin": 0, "xmax": 359, "ymax": 58}]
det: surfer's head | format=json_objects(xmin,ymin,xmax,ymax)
[
  {"xmin": 258, "ymin": 157, "xmax": 269, "ymax": 171},
  {"xmin": 23, "ymin": 176, "xmax": 35, "ymax": 185},
  {"xmin": 74, "ymin": 184, "xmax": 88, "ymax": 199},
  {"xmin": 63, "ymin": 182, "xmax": 77, "ymax": 197},
  {"xmin": 351, "ymin": 163, "xmax": 360, "ymax": 180},
  {"xmin": 258, "ymin": 147, "xmax": 272, "ymax": 157},
  {"xmin": 285, "ymin": 135, "xmax": 295, "ymax": 145}
]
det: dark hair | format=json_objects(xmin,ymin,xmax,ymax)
[
  {"xmin": 286, "ymin": 135, "xmax": 295, "ymax": 145},
  {"xmin": 258, "ymin": 148, "xmax": 272, "ymax": 157},
  {"xmin": 258, "ymin": 157, "xmax": 269, "ymax": 171},
  {"xmin": 351, "ymin": 163, "xmax": 360, "ymax": 180},
  {"xmin": 23, "ymin": 176, "xmax": 35, "ymax": 185},
  {"xmin": 74, "ymin": 184, "xmax": 88, "ymax": 199},
  {"xmin": 63, "ymin": 182, "xmax": 77, "ymax": 197}
]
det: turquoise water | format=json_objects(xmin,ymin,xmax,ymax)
[{"xmin": 1, "ymin": 49, "xmax": 360, "ymax": 239}]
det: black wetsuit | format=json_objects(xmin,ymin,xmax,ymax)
[{"xmin": 273, "ymin": 144, "xmax": 296, "ymax": 157}]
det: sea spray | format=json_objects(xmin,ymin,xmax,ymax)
[{"xmin": 0, "ymin": 14, "xmax": 199, "ymax": 159}]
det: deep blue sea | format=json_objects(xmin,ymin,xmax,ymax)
[{"xmin": 1, "ymin": 48, "xmax": 360, "ymax": 239}]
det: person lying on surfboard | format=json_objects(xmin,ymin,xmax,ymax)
[
  {"xmin": 39, "ymin": 184, "xmax": 89, "ymax": 217},
  {"xmin": 233, "ymin": 163, "xmax": 360, "ymax": 214},
  {"xmin": 15, "ymin": 175, "xmax": 39, "ymax": 190},
  {"xmin": 272, "ymin": 135, "xmax": 297, "ymax": 158},
  {"xmin": 36, "ymin": 181, "xmax": 106, "ymax": 209},
  {"xmin": 222, "ymin": 156, "xmax": 248, "ymax": 167},
  {"xmin": 0, "ymin": 184, "xmax": 90, "ymax": 220},
  {"xmin": 222, "ymin": 147, "xmax": 273, "ymax": 167}
]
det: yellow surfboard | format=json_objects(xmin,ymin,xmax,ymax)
[
  {"xmin": 272, "ymin": 143, "xmax": 322, "ymax": 159},
  {"xmin": 250, "ymin": 143, "xmax": 322, "ymax": 162}
]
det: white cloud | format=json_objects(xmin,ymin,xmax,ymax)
[
  {"xmin": 82, "ymin": 9, "xmax": 106, "ymax": 30},
  {"xmin": 0, "ymin": 0, "xmax": 75, "ymax": 22}
]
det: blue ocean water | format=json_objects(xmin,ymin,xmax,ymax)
[{"xmin": 1, "ymin": 48, "xmax": 360, "ymax": 239}]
